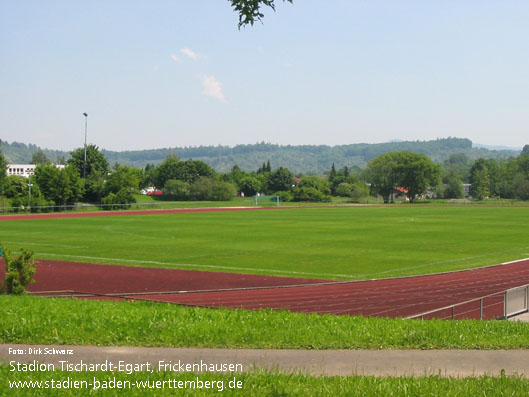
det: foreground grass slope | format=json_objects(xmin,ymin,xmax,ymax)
[
  {"xmin": 2, "ymin": 367, "xmax": 529, "ymax": 396},
  {"xmin": 2, "ymin": 296, "xmax": 529, "ymax": 349},
  {"xmin": 1, "ymin": 206, "xmax": 529, "ymax": 280}
]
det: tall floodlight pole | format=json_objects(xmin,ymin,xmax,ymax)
[
  {"xmin": 27, "ymin": 179, "xmax": 33, "ymax": 213},
  {"xmin": 83, "ymin": 112, "xmax": 88, "ymax": 179}
]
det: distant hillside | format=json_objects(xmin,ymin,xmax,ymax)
[{"xmin": 1, "ymin": 137, "xmax": 521, "ymax": 174}]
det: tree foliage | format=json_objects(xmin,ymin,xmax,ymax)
[
  {"xmin": 31, "ymin": 150, "xmax": 50, "ymax": 165},
  {"xmin": 154, "ymin": 155, "xmax": 215, "ymax": 189},
  {"xmin": 365, "ymin": 153, "xmax": 400, "ymax": 203},
  {"xmin": 267, "ymin": 167, "xmax": 294, "ymax": 193},
  {"xmin": 2, "ymin": 175, "xmax": 48, "ymax": 211},
  {"xmin": 1, "ymin": 138, "xmax": 522, "ymax": 175},
  {"xmin": 68, "ymin": 144, "xmax": 109, "ymax": 179},
  {"xmin": 188, "ymin": 177, "xmax": 236, "ymax": 201},
  {"xmin": 396, "ymin": 152, "xmax": 441, "ymax": 201},
  {"xmin": 366, "ymin": 151, "xmax": 440, "ymax": 203},
  {"xmin": 238, "ymin": 176, "xmax": 262, "ymax": 196},
  {"xmin": 442, "ymin": 169, "xmax": 465, "ymax": 199},
  {"xmin": 1, "ymin": 246, "xmax": 37, "ymax": 295},
  {"xmin": 0, "ymin": 141, "xmax": 7, "ymax": 195},
  {"xmin": 34, "ymin": 164, "xmax": 84, "ymax": 206},
  {"xmin": 229, "ymin": 0, "xmax": 292, "ymax": 28},
  {"xmin": 3, "ymin": 175, "xmax": 27, "ymax": 198},
  {"xmin": 469, "ymin": 159, "xmax": 491, "ymax": 200},
  {"xmin": 105, "ymin": 164, "xmax": 140, "ymax": 196},
  {"xmin": 163, "ymin": 180, "xmax": 191, "ymax": 200}
]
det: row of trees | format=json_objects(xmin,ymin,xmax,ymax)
[
  {"xmin": 439, "ymin": 146, "xmax": 529, "ymax": 200},
  {"xmin": 0, "ymin": 144, "xmax": 142, "ymax": 209},
  {"xmin": 2, "ymin": 141, "xmax": 529, "ymax": 209}
]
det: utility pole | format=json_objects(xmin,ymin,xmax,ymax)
[
  {"xmin": 27, "ymin": 178, "xmax": 33, "ymax": 213},
  {"xmin": 83, "ymin": 112, "xmax": 88, "ymax": 179}
]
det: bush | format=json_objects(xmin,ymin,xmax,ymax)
[
  {"xmin": 513, "ymin": 174, "xmax": 529, "ymax": 201},
  {"xmin": 293, "ymin": 187, "xmax": 331, "ymax": 202},
  {"xmin": 335, "ymin": 183, "xmax": 354, "ymax": 197},
  {"xmin": 298, "ymin": 177, "xmax": 331, "ymax": 195},
  {"xmin": 162, "ymin": 180, "xmax": 190, "ymax": 200},
  {"xmin": 11, "ymin": 196, "xmax": 52, "ymax": 213},
  {"xmin": 239, "ymin": 176, "xmax": 261, "ymax": 197},
  {"xmin": 1, "ymin": 246, "xmax": 37, "ymax": 295},
  {"xmin": 210, "ymin": 181, "xmax": 237, "ymax": 201},
  {"xmin": 101, "ymin": 188, "xmax": 136, "ymax": 210},
  {"xmin": 350, "ymin": 183, "xmax": 370, "ymax": 203},
  {"xmin": 273, "ymin": 191, "xmax": 293, "ymax": 202},
  {"xmin": 189, "ymin": 177, "xmax": 236, "ymax": 201}
]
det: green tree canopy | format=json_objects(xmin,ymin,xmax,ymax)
[
  {"xmin": 154, "ymin": 155, "xmax": 215, "ymax": 189},
  {"xmin": 34, "ymin": 164, "xmax": 84, "ymax": 206},
  {"xmin": 267, "ymin": 167, "xmax": 294, "ymax": 193},
  {"xmin": 189, "ymin": 177, "xmax": 236, "ymax": 201},
  {"xmin": 442, "ymin": 169, "xmax": 465, "ymax": 199},
  {"xmin": 0, "ymin": 141, "xmax": 7, "ymax": 195},
  {"xmin": 298, "ymin": 176, "xmax": 331, "ymax": 195},
  {"xmin": 68, "ymin": 145, "xmax": 109, "ymax": 179},
  {"xmin": 396, "ymin": 152, "xmax": 441, "ymax": 202},
  {"xmin": 365, "ymin": 153, "xmax": 400, "ymax": 203},
  {"xmin": 469, "ymin": 159, "xmax": 491, "ymax": 200},
  {"xmin": 163, "ymin": 180, "xmax": 191, "ymax": 200},
  {"xmin": 2, "ymin": 175, "xmax": 28, "ymax": 198},
  {"xmin": 31, "ymin": 150, "xmax": 50, "ymax": 165},
  {"xmin": 238, "ymin": 176, "xmax": 262, "ymax": 196},
  {"xmin": 366, "ymin": 151, "xmax": 440, "ymax": 203},
  {"xmin": 105, "ymin": 164, "xmax": 140, "ymax": 196}
]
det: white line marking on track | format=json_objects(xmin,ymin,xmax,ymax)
[{"xmin": 34, "ymin": 253, "xmax": 357, "ymax": 279}]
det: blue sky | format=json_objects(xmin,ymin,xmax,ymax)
[{"xmin": 1, "ymin": 1, "xmax": 528, "ymax": 151}]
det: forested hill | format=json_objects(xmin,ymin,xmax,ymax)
[{"xmin": 1, "ymin": 138, "xmax": 521, "ymax": 174}]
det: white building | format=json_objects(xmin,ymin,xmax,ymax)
[{"xmin": 6, "ymin": 164, "xmax": 65, "ymax": 178}]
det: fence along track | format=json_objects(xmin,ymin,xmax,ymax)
[{"xmin": 407, "ymin": 284, "xmax": 529, "ymax": 320}]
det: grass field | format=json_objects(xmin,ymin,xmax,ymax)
[
  {"xmin": 2, "ymin": 366, "xmax": 528, "ymax": 396},
  {"xmin": 2, "ymin": 206, "xmax": 529, "ymax": 395},
  {"xmin": 2, "ymin": 295, "xmax": 529, "ymax": 349},
  {"xmin": 1, "ymin": 206, "xmax": 529, "ymax": 280}
]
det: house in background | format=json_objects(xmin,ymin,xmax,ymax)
[{"xmin": 6, "ymin": 164, "xmax": 65, "ymax": 178}]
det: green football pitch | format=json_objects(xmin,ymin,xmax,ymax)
[{"xmin": 1, "ymin": 206, "xmax": 528, "ymax": 280}]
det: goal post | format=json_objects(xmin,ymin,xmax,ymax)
[{"xmin": 253, "ymin": 195, "xmax": 282, "ymax": 207}]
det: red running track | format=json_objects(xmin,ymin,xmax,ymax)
[
  {"xmin": 0, "ymin": 260, "xmax": 328, "ymax": 295},
  {"xmin": 0, "ymin": 205, "xmax": 329, "ymax": 221},
  {"xmin": 2, "ymin": 259, "xmax": 528, "ymax": 319},
  {"xmin": 127, "ymin": 259, "xmax": 529, "ymax": 319}
]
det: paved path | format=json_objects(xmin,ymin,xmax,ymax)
[{"xmin": 1, "ymin": 344, "xmax": 528, "ymax": 377}]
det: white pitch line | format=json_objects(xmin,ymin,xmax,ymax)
[
  {"xmin": 35, "ymin": 253, "xmax": 357, "ymax": 279},
  {"xmin": 31, "ymin": 251, "xmax": 529, "ymax": 281},
  {"xmin": 2, "ymin": 241, "xmax": 88, "ymax": 249},
  {"xmin": 355, "ymin": 246, "xmax": 529, "ymax": 278}
]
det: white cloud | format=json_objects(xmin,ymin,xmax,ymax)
[
  {"xmin": 201, "ymin": 75, "xmax": 226, "ymax": 103},
  {"xmin": 180, "ymin": 47, "xmax": 199, "ymax": 60},
  {"xmin": 170, "ymin": 54, "xmax": 181, "ymax": 63}
]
